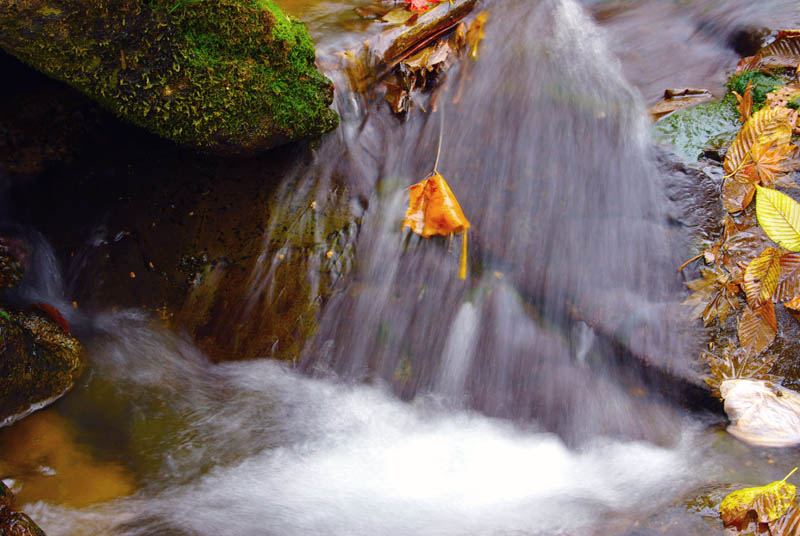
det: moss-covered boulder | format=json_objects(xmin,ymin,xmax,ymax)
[
  {"xmin": 0, "ymin": 481, "xmax": 47, "ymax": 536},
  {"xmin": 0, "ymin": 238, "xmax": 26, "ymax": 289},
  {"xmin": 0, "ymin": 308, "xmax": 85, "ymax": 426},
  {"xmin": 0, "ymin": 0, "xmax": 338, "ymax": 155}
]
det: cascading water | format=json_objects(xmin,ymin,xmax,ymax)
[{"xmin": 5, "ymin": 0, "xmax": 800, "ymax": 535}]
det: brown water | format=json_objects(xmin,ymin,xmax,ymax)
[{"xmin": 3, "ymin": 0, "xmax": 800, "ymax": 534}]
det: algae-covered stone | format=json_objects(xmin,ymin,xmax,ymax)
[
  {"xmin": 0, "ymin": 0, "xmax": 338, "ymax": 155},
  {"xmin": 0, "ymin": 309, "xmax": 85, "ymax": 426}
]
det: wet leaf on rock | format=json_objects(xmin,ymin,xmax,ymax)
[
  {"xmin": 776, "ymin": 252, "xmax": 800, "ymax": 303},
  {"xmin": 738, "ymin": 302, "xmax": 777, "ymax": 356},
  {"xmin": 381, "ymin": 9, "xmax": 416, "ymax": 25},
  {"xmin": 738, "ymin": 33, "xmax": 800, "ymax": 73},
  {"xmin": 755, "ymin": 185, "xmax": 800, "ymax": 252},
  {"xmin": 720, "ymin": 469, "xmax": 797, "ymax": 527},
  {"xmin": 683, "ymin": 267, "xmax": 741, "ymax": 326},
  {"xmin": 743, "ymin": 247, "xmax": 782, "ymax": 307},
  {"xmin": 702, "ymin": 346, "xmax": 780, "ymax": 395}
]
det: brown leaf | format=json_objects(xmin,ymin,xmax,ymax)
[
  {"xmin": 776, "ymin": 253, "xmax": 800, "ymax": 303},
  {"xmin": 723, "ymin": 174, "xmax": 757, "ymax": 213},
  {"xmin": 743, "ymin": 247, "xmax": 782, "ymax": 307},
  {"xmin": 647, "ymin": 89, "xmax": 713, "ymax": 121},
  {"xmin": 738, "ymin": 303, "xmax": 778, "ymax": 357},
  {"xmin": 702, "ymin": 346, "xmax": 780, "ymax": 395},
  {"xmin": 724, "ymin": 106, "xmax": 793, "ymax": 181},
  {"xmin": 738, "ymin": 34, "xmax": 800, "ymax": 72},
  {"xmin": 683, "ymin": 267, "xmax": 741, "ymax": 326}
]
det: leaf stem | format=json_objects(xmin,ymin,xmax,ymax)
[
  {"xmin": 782, "ymin": 467, "xmax": 799, "ymax": 483},
  {"xmin": 678, "ymin": 252, "xmax": 705, "ymax": 273},
  {"xmin": 433, "ymin": 102, "xmax": 444, "ymax": 174}
]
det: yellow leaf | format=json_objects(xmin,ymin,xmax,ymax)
[
  {"xmin": 465, "ymin": 12, "xmax": 488, "ymax": 60},
  {"xmin": 756, "ymin": 185, "xmax": 800, "ymax": 251},
  {"xmin": 720, "ymin": 468, "xmax": 798, "ymax": 527},
  {"xmin": 724, "ymin": 107, "xmax": 793, "ymax": 179},
  {"xmin": 744, "ymin": 247, "xmax": 782, "ymax": 307}
]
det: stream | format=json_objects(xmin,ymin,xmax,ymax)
[{"xmin": 4, "ymin": 0, "xmax": 800, "ymax": 534}]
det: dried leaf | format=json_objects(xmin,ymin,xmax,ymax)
[
  {"xmin": 724, "ymin": 107, "xmax": 793, "ymax": 181},
  {"xmin": 755, "ymin": 185, "xmax": 800, "ymax": 252},
  {"xmin": 683, "ymin": 267, "xmax": 741, "ymax": 326},
  {"xmin": 776, "ymin": 252, "xmax": 800, "ymax": 303},
  {"xmin": 647, "ymin": 89, "xmax": 713, "ymax": 121},
  {"xmin": 465, "ymin": 12, "xmax": 488, "ymax": 60},
  {"xmin": 738, "ymin": 302, "xmax": 777, "ymax": 356},
  {"xmin": 769, "ymin": 503, "xmax": 800, "ymax": 536},
  {"xmin": 720, "ymin": 469, "xmax": 797, "ymax": 526},
  {"xmin": 735, "ymin": 80, "xmax": 754, "ymax": 123},
  {"xmin": 738, "ymin": 33, "xmax": 800, "ymax": 72},
  {"xmin": 743, "ymin": 247, "xmax": 782, "ymax": 307}
]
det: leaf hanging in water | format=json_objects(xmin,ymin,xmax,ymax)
[
  {"xmin": 743, "ymin": 247, "xmax": 782, "ymax": 307},
  {"xmin": 403, "ymin": 171, "xmax": 470, "ymax": 279},
  {"xmin": 769, "ymin": 503, "xmax": 800, "ymax": 536},
  {"xmin": 720, "ymin": 468, "xmax": 797, "ymax": 527},
  {"xmin": 755, "ymin": 185, "xmax": 800, "ymax": 251},
  {"xmin": 465, "ymin": 12, "xmax": 488, "ymax": 59},
  {"xmin": 738, "ymin": 302, "xmax": 777, "ymax": 356}
]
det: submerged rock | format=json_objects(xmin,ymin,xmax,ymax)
[
  {"xmin": 0, "ymin": 481, "xmax": 47, "ymax": 536},
  {"xmin": 0, "ymin": 308, "xmax": 85, "ymax": 427},
  {"xmin": 720, "ymin": 378, "xmax": 800, "ymax": 447},
  {"xmin": 0, "ymin": 0, "xmax": 338, "ymax": 155}
]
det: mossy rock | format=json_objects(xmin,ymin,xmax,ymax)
[
  {"xmin": 0, "ymin": 308, "xmax": 85, "ymax": 427},
  {"xmin": 0, "ymin": 0, "xmax": 338, "ymax": 155},
  {"xmin": 0, "ymin": 239, "xmax": 26, "ymax": 290}
]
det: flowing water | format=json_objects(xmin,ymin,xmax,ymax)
[{"xmin": 4, "ymin": 0, "xmax": 800, "ymax": 534}]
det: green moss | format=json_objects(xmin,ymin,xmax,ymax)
[
  {"xmin": 0, "ymin": 0, "xmax": 338, "ymax": 154},
  {"xmin": 727, "ymin": 71, "xmax": 782, "ymax": 110},
  {"xmin": 653, "ymin": 96, "xmax": 740, "ymax": 162}
]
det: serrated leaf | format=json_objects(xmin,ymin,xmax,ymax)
[
  {"xmin": 738, "ymin": 34, "xmax": 800, "ymax": 72},
  {"xmin": 770, "ymin": 503, "xmax": 800, "ymax": 536},
  {"xmin": 720, "ymin": 471, "xmax": 797, "ymax": 526},
  {"xmin": 738, "ymin": 302, "xmax": 777, "ymax": 356},
  {"xmin": 735, "ymin": 80, "xmax": 753, "ymax": 123},
  {"xmin": 724, "ymin": 107, "xmax": 793, "ymax": 180},
  {"xmin": 756, "ymin": 186, "xmax": 800, "ymax": 251},
  {"xmin": 776, "ymin": 252, "xmax": 800, "ymax": 302},
  {"xmin": 744, "ymin": 247, "xmax": 782, "ymax": 306},
  {"xmin": 682, "ymin": 267, "xmax": 740, "ymax": 326}
]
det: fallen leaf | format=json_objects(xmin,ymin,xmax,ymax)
[
  {"xmin": 738, "ymin": 33, "xmax": 800, "ymax": 73},
  {"xmin": 776, "ymin": 252, "xmax": 800, "ymax": 303},
  {"xmin": 755, "ymin": 185, "xmax": 800, "ymax": 251},
  {"xmin": 30, "ymin": 302, "xmax": 70, "ymax": 335},
  {"xmin": 381, "ymin": 8, "xmax": 415, "ymax": 25},
  {"xmin": 406, "ymin": 0, "xmax": 439, "ymax": 13},
  {"xmin": 720, "ymin": 467, "xmax": 797, "ymax": 526},
  {"xmin": 743, "ymin": 247, "xmax": 782, "ymax": 307},
  {"xmin": 702, "ymin": 346, "xmax": 780, "ymax": 395},
  {"xmin": 735, "ymin": 80, "xmax": 754, "ymax": 123},
  {"xmin": 724, "ymin": 107, "xmax": 793, "ymax": 181},
  {"xmin": 738, "ymin": 302, "xmax": 777, "ymax": 356},
  {"xmin": 769, "ymin": 503, "xmax": 800, "ymax": 536},
  {"xmin": 647, "ymin": 88, "xmax": 713, "ymax": 121},
  {"xmin": 683, "ymin": 267, "xmax": 741, "ymax": 326}
]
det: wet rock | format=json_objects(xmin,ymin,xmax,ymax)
[
  {"xmin": 0, "ymin": 308, "xmax": 85, "ymax": 427},
  {"xmin": 0, "ymin": 481, "xmax": 47, "ymax": 536},
  {"xmin": 0, "ymin": 238, "xmax": 27, "ymax": 290},
  {"xmin": 0, "ymin": 0, "xmax": 338, "ymax": 155}
]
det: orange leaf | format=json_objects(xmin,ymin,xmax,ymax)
[
  {"xmin": 738, "ymin": 303, "xmax": 778, "ymax": 356},
  {"xmin": 403, "ymin": 172, "xmax": 470, "ymax": 279},
  {"xmin": 735, "ymin": 80, "xmax": 753, "ymax": 123}
]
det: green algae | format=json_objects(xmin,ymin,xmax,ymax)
[
  {"xmin": 727, "ymin": 71, "xmax": 783, "ymax": 110},
  {"xmin": 653, "ymin": 96, "xmax": 740, "ymax": 162},
  {"xmin": 0, "ymin": 0, "xmax": 338, "ymax": 154}
]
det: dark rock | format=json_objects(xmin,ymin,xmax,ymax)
[
  {"xmin": 0, "ymin": 481, "xmax": 47, "ymax": 536},
  {"xmin": 0, "ymin": 308, "xmax": 85, "ymax": 426},
  {"xmin": 0, "ymin": 0, "xmax": 338, "ymax": 155},
  {"xmin": 0, "ymin": 238, "xmax": 26, "ymax": 290}
]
